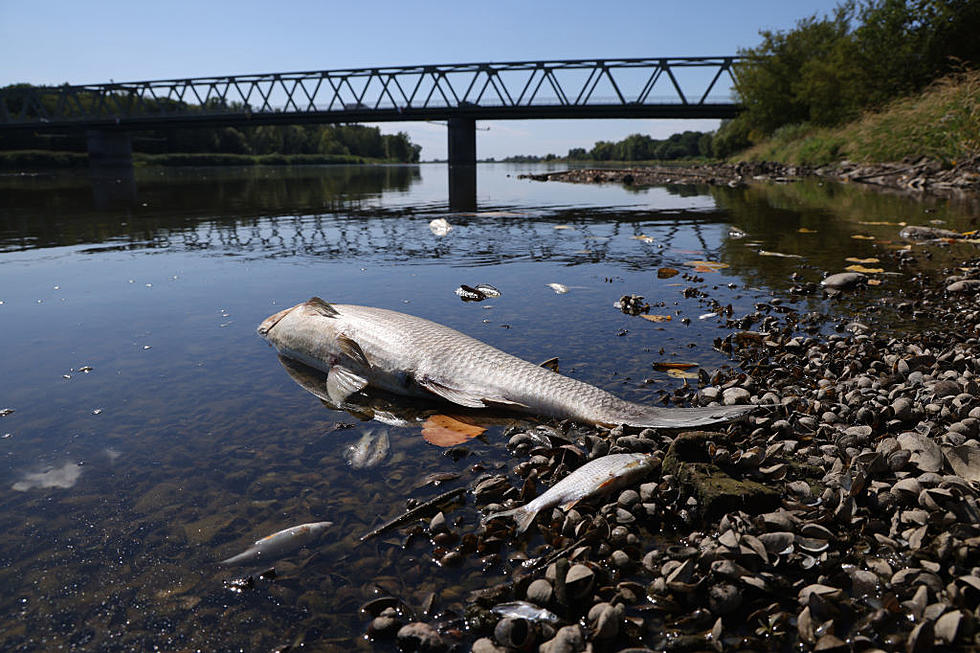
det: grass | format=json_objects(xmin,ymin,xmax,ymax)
[{"xmin": 738, "ymin": 70, "xmax": 980, "ymax": 167}]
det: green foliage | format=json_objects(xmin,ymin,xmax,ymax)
[
  {"xmin": 504, "ymin": 130, "xmax": 711, "ymax": 162},
  {"xmin": 0, "ymin": 85, "xmax": 422, "ymax": 163},
  {"xmin": 720, "ymin": 0, "xmax": 980, "ymax": 158}
]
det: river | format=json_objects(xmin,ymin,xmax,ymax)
[{"xmin": 0, "ymin": 163, "xmax": 977, "ymax": 651}]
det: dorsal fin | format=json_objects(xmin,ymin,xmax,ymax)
[
  {"xmin": 307, "ymin": 297, "xmax": 339, "ymax": 318},
  {"xmin": 538, "ymin": 357, "xmax": 559, "ymax": 373}
]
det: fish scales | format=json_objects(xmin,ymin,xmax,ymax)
[
  {"xmin": 485, "ymin": 453, "xmax": 654, "ymax": 533},
  {"xmin": 258, "ymin": 298, "xmax": 752, "ymax": 428}
]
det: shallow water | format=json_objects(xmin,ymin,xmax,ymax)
[{"xmin": 0, "ymin": 163, "xmax": 978, "ymax": 650}]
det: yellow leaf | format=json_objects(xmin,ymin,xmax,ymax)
[
  {"xmin": 666, "ymin": 368, "xmax": 699, "ymax": 379},
  {"xmin": 653, "ymin": 361, "xmax": 698, "ymax": 371},
  {"xmin": 845, "ymin": 257, "xmax": 880, "ymax": 264},
  {"xmin": 867, "ymin": 279, "xmax": 882, "ymax": 286},
  {"xmin": 845, "ymin": 264, "xmax": 884, "ymax": 273},
  {"xmin": 640, "ymin": 314, "xmax": 672, "ymax": 323},
  {"xmin": 632, "ymin": 234, "xmax": 655, "ymax": 243},
  {"xmin": 798, "ymin": 228, "xmax": 817, "ymax": 233},
  {"xmin": 553, "ymin": 225, "xmax": 573, "ymax": 230},
  {"xmin": 857, "ymin": 220, "xmax": 905, "ymax": 226},
  {"xmin": 684, "ymin": 260, "xmax": 729, "ymax": 269},
  {"xmin": 851, "ymin": 235, "xmax": 875, "ymax": 240},
  {"xmin": 657, "ymin": 267, "xmax": 679, "ymax": 279}
]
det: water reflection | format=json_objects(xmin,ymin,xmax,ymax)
[{"xmin": 11, "ymin": 461, "xmax": 83, "ymax": 491}]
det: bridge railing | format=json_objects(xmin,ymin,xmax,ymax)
[{"xmin": 1, "ymin": 57, "xmax": 743, "ymax": 127}]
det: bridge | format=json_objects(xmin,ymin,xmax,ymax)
[{"xmin": 0, "ymin": 57, "xmax": 743, "ymax": 209}]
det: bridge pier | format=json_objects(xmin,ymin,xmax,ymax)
[
  {"xmin": 86, "ymin": 129, "xmax": 133, "ymax": 169},
  {"xmin": 86, "ymin": 130, "xmax": 137, "ymax": 208},
  {"xmin": 447, "ymin": 118, "xmax": 476, "ymax": 212}
]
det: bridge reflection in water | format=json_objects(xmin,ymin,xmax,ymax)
[{"xmin": 0, "ymin": 165, "xmax": 718, "ymax": 271}]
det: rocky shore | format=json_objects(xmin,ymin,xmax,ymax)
[
  {"xmin": 366, "ymin": 238, "xmax": 980, "ymax": 651},
  {"xmin": 518, "ymin": 155, "xmax": 980, "ymax": 195}
]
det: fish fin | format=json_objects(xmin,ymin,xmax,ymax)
[
  {"xmin": 307, "ymin": 297, "xmax": 340, "ymax": 318},
  {"xmin": 337, "ymin": 334, "xmax": 370, "ymax": 368},
  {"xmin": 220, "ymin": 548, "xmax": 257, "ymax": 565},
  {"xmin": 483, "ymin": 506, "xmax": 538, "ymax": 534},
  {"xmin": 538, "ymin": 357, "xmax": 560, "ymax": 373},
  {"xmin": 559, "ymin": 498, "xmax": 580, "ymax": 511},
  {"xmin": 417, "ymin": 377, "xmax": 488, "ymax": 408},
  {"xmin": 483, "ymin": 397, "xmax": 530, "ymax": 409},
  {"xmin": 620, "ymin": 403, "xmax": 756, "ymax": 429},
  {"xmin": 327, "ymin": 366, "xmax": 369, "ymax": 405}
]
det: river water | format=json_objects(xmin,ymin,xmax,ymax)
[{"xmin": 0, "ymin": 164, "xmax": 977, "ymax": 651}]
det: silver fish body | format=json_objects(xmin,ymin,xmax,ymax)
[
  {"xmin": 344, "ymin": 429, "xmax": 390, "ymax": 469},
  {"xmin": 221, "ymin": 521, "xmax": 333, "ymax": 565},
  {"xmin": 491, "ymin": 601, "xmax": 561, "ymax": 623},
  {"xmin": 485, "ymin": 453, "xmax": 655, "ymax": 533},
  {"xmin": 258, "ymin": 298, "xmax": 752, "ymax": 429}
]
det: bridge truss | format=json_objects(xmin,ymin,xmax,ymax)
[{"xmin": 0, "ymin": 57, "xmax": 743, "ymax": 130}]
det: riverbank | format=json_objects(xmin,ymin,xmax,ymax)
[
  {"xmin": 520, "ymin": 155, "xmax": 980, "ymax": 196},
  {"xmin": 390, "ymin": 223, "xmax": 980, "ymax": 652}
]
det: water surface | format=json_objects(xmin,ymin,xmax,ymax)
[{"xmin": 1, "ymin": 163, "xmax": 977, "ymax": 651}]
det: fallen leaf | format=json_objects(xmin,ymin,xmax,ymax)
[
  {"xmin": 851, "ymin": 235, "xmax": 875, "ymax": 240},
  {"xmin": 640, "ymin": 314, "xmax": 672, "ymax": 323},
  {"xmin": 867, "ymin": 279, "xmax": 882, "ymax": 285},
  {"xmin": 422, "ymin": 414, "xmax": 486, "ymax": 447},
  {"xmin": 798, "ymin": 228, "xmax": 817, "ymax": 233},
  {"xmin": 652, "ymin": 362, "xmax": 698, "ymax": 371},
  {"xmin": 845, "ymin": 257, "xmax": 880, "ymax": 264},
  {"xmin": 857, "ymin": 220, "xmax": 906, "ymax": 226},
  {"xmin": 693, "ymin": 265, "xmax": 719, "ymax": 273},
  {"xmin": 684, "ymin": 260, "xmax": 729, "ymax": 269},
  {"xmin": 845, "ymin": 264, "xmax": 885, "ymax": 273},
  {"xmin": 658, "ymin": 267, "xmax": 679, "ymax": 279},
  {"xmin": 632, "ymin": 234, "xmax": 655, "ymax": 243},
  {"xmin": 553, "ymin": 224, "xmax": 574, "ymax": 230},
  {"xmin": 666, "ymin": 368, "xmax": 699, "ymax": 379}
]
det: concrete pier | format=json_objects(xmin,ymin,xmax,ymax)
[
  {"xmin": 86, "ymin": 130, "xmax": 133, "ymax": 169},
  {"xmin": 447, "ymin": 118, "xmax": 476, "ymax": 212}
]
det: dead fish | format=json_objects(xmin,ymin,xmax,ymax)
[
  {"xmin": 491, "ymin": 601, "xmax": 561, "ymax": 623},
  {"xmin": 899, "ymin": 225, "xmax": 959, "ymax": 241},
  {"xmin": 258, "ymin": 298, "xmax": 752, "ymax": 428},
  {"xmin": 455, "ymin": 283, "xmax": 500, "ymax": 301},
  {"xmin": 429, "ymin": 218, "xmax": 453, "ymax": 236},
  {"xmin": 344, "ymin": 429, "xmax": 390, "ymax": 469},
  {"xmin": 484, "ymin": 453, "xmax": 655, "ymax": 533},
  {"xmin": 546, "ymin": 283, "xmax": 569, "ymax": 294},
  {"xmin": 220, "ymin": 521, "xmax": 333, "ymax": 565}
]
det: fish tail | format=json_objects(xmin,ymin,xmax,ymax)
[
  {"xmin": 484, "ymin": 506, "xmax": 538, "ymax": 534},
  {"xmin": 620, "ymin": 403, "xmax": 755, "ymax": 429}
]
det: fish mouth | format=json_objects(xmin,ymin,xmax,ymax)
[{"xmin": 257, "ymin": 304, "xmax": 300, "ymax": 337}]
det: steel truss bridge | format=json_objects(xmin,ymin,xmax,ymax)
[
  {"xmin": 1, "ymin": 57, "xmax": 742, "ymax": 129},
  {"xmin": 0, "ymin": 57, "xmax": 743, "ymax": 209}
]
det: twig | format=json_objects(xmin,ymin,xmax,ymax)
[{"xmin": 358, "ymin": 487, "xmax": 466, "ymax": 543}]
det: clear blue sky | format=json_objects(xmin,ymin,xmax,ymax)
[{"xmin": 1, "ymin": 0, "xmax": 843, "ymax": 160}]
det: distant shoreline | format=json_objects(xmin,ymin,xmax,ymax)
[{"xmin": 0, "ymin": 150, "xmax": 414, "ymax": 170}]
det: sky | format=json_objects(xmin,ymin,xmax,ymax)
[{"xmin": 0, "ymin": 0, "xmax": 844, "ymax": 160}]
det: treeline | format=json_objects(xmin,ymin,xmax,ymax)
[
  {"xmin": 0, "ymin": 85, "xmax": 421, "ymax": 162},
  {"xmin": 711, "ymin": 0, "xmax": 980, "ymax": 157},
  {"xmin": 501, "ymin": 130, "xmax": 709, "ymax": 162},
  {"xmin": 1, "ymin": 122, "xmax": 421, "ymax": 163}
]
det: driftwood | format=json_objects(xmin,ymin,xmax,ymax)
[{"xmin": 358, "ymin": 486, "xmax": 466, "ymax": 542}]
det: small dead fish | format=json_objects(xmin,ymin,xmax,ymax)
[
  {"xmin": 546, "ymin": 283, "xmax": 569, "ymax": 294},
  {"xmin": 484, "ymin": 453, "xmax": 655, "ymax": 533},
  {"xmin": 474, "ymin": 283, "xmax": 501, "ymax": 298},
  {"xmin": 345, "ymin": 429, "xmax": 390, "ymax": 469},
  {"xmin": 455, "ymin": 285, "xmax": 486, "ymax": 301},
  {"xmin": 758, "ymin": 250, "xmax": 803, "ymax": 259},
  {"xmin": 491, "ymin": 601, "xmax": 561, "ymax": 623},
  {"xmin": 220, "ymin": 521, "xmax": 333, "ymax": 565},
  {"xmin": 429, "ymin": 218, "xmax": 453, "ymax": 236}
]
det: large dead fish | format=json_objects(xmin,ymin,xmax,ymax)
[
  {"xmin": 484, "ymin": 453, "xmax": 655, "ymax": 533},
  {"xmin": 258, "ymin": 298, "xmax": 752, "ymax": 429}
]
